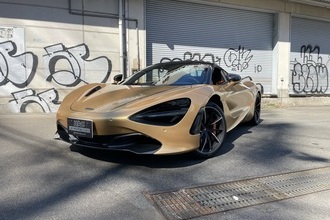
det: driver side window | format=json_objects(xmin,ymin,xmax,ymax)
[{"xmin": 212, "ymin": 68, "xmax": 226, "ymax": 85}]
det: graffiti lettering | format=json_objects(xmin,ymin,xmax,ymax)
[
  {"xmin": 0, "ymin": 41, "xmax": 38, "ymax": 88},
  {"xmin": 292, "ymin": 44, "xmax": 329, "ymax": 94},
  {"xmin": 224, "ymin": 46, "xmax": 253, "ymax": 72},
  {"xmin": 44, "ymin": 43, "xmax": 112, "ymax": 87},
  {"xmin": 255, "ymin": 65, "xmax": 262, "ymax": 73},
  {"xmin": 160, "ymin": 57, "xmax": 183, "ymax": 63},
  {"xmin": 160, "ymin": 52, "xmax": 221, "ymax": 65},
  {"xmin": 300, "ymin": 45, "xmax": 321, "ymax": 64},
  {"xmin": 0, "ymin": 40, "xmax": 113, "ymax": 113},
  {"xmin": 9, "ymin": 88, "xmax": 60, "ymax": 113},
  {"xmin": 159, "ymin": 46, "xmax": 261, "ymax": 73},
  {"xmin": 0, "ymin": 28, "xmax": 13, "ymax": 39},
  {"xmin": 183, "ymin": 52, "xmax": 221, "ymax": 64}
]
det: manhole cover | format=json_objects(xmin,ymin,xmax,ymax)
[{"xmin": 145, "ymin": 166, "xmax": 330, "ymax": 220}]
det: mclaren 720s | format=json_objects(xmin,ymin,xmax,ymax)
[{"xmin": 54, "ymin": 60, "xmax": 261, "ymax": 158}]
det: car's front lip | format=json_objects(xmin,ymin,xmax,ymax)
[{"xmin": 55, "ymin": 122, "xmax": 162, "ymax": 154}]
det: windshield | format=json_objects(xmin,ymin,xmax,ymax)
[{"xmin": 123, "ymin": 63, "xmax": 211, "ymax": 86}]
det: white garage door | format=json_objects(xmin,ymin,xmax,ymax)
[
  {"xmin": 146, "ymin": 0, "xmax": 274, "ymax": 94},
  {"xmin": 290, "ymin": 17, "xmax": 330, "ymax": 95}
]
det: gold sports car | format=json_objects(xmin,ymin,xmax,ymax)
[{"xmin": 55, "ymin": 60, "xmax": 261, "ymax": 158}]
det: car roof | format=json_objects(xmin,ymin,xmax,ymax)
[
  {"xmin": 121, "ymin": 60, "xmax": 223, "ymax": 85},
  {"xmin": 151, "ymin": 60, "xmax": 216, "ymax": 68},
  {"xmin": 140, "ymin": 60, "xmax": 220, "ymax": 73}
]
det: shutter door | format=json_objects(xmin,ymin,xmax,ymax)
[
  {"xmin": 146, "ymin": 0, "xmax": 274, "ymax": 94},
  {"xmin": 290, "ymin": 17, "xmax": 330, "ymax": 95}
]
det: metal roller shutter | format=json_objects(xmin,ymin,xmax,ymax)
[
  {"xmin": 290, "ymin": 17, "xmax": 330, "ymax": 95},
  {"xmin": 146, "ymin": 0, "xmax": 274, "ymax": 94}
]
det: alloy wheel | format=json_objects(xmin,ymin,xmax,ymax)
[{"xmin": 196, "ymin": 102, "xmax": 226, "ymax": 158}]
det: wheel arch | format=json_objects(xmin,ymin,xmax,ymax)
[
  {"xmin": 194, "ymin": 98, "xmax": 227, "ymax": 158},
  {"xmin": 209, "ymin": 95, "xmax": 223, "ymax": 111}
]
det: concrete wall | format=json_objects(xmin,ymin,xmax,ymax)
[
  {"xmin": 0, "ymin": 0, "xmax": 329, "ymax": 113},
  {"xmin": 201, "ymin": 0, "xmax": 330, "ymax": 20},
  {"xmin": 0, "ymin": 0, "xmax": 145, "ymax": 113}
]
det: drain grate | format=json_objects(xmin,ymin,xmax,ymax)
[{"xmin": 145, "ymin": 166, "xmax": 330, "ymax": 220}]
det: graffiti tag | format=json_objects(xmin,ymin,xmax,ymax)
[
  {"xmin": 292, "ymin": 45, "xmax": 329, "ymax": 94},
  {"xmin": 9, "ymin": 88, "xmax": 60, "ymax": 113},
  {"xmin": 0, "ymin": 41, "xmax": 113, "ymax": 113},
  {"xmin": 159, "ymin": 46, "xmax": 262, "ymax": 73},
  {"xmin": 44, "ymin": 43, "xmax": 112, "ymax": 87},
  {"xmin": 0, "ymin": 41, "xmax": 38, "ymax": 88},
  {"xmin": 160, "ymin": 52, "xmax": 221, "ymax": 65},
  {"xmin": 223, "ymin": 46, "xmax": 253, "ymax": 72}
]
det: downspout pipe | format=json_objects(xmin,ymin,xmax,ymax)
[
  {"xmin": 119, "ymin": 0, "xmax": 126, "ymax": 79},
  {"xmin": 68, "ymin": 0, "xmax": 140, "ymax": 79}
]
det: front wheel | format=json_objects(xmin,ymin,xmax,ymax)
[{"xmin": 195, "ymin": 102, "xmax": 227, "ymax": 158}]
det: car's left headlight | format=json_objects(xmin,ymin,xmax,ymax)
[{"xmin": 129, "ymin": 98, "xmax": 191, "ymax": 126}]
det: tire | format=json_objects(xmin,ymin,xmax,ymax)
[
  {"xmin": 249, "ymin": 93, "xmax": 261, "ymax": 125},
  {"xmin": 195, "ymin": 102, "xmax": 227, "ymax": 158}
]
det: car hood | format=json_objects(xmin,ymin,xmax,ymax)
[{"xmin": 70, "ymin": 84, "xmax": 200, "ymax": 113}]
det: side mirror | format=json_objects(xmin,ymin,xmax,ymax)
[
  {"xmin": 113, "ymin": 74, "xmax": 123, "ymax": 84},
  {"xmin": 228, "ymin": 73, "xmax": 241, "ymax": 82}
]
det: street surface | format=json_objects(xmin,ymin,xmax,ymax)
[{"xmin": 0, "ymin": 106, "xmax": 329, "ymax": 220}]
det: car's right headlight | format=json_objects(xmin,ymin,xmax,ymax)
[{"xmin": 129, "ymin": 98, "xmax": 191, "ymax": 126}]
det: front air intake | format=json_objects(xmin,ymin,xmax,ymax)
[{"xmin": 85, "ymin": 85, "xmax": 102, "ymax": 97}]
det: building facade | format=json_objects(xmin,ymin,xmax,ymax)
[{"xmin": 0, "ymin": 0, "xmax": 329, "ymax": 113}]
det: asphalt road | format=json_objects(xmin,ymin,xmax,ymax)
[{"xmin": 0, "ymin": 106, "xmax": 329, "ymax": 220}]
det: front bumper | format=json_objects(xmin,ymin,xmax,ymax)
[{"xmin": 54, "ymin": 123, "xmax": 162, "ymax": 154}]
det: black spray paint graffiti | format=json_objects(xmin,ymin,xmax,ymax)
[
  {"xmin": 44, "ymin": 43, "xmax": 112, "ymax": 87},
  {"xmin": 0, "ymin": 41, "xmax": 38, "ymax": 88},
  {"xmin": 160, "ymin": 46, "xmax": 262, "ymax": 73},
  {"xmin": 0, "ymin": 41, "xmax": 113, "ymax": 113},
  {"xmin": 291, "ymin": 45, "xmax": 329, "ymax": 94},
  {"xmin": 0, "ymin": 27, "xmax": 13, "ymax": 39},
  {"xmin": 223, "ymin": 46, "xmax": 254, "ymax": 72},
  {"xmin": 9, "ymin": 88, "xmax": 60, "ymax": 113},
  {"xmin": 160, "ymin": 52, "xmax": 222, "ymax": 65}
]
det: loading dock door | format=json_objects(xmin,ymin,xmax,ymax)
[
  {"xmin": 290, "ymin": 17, "xmax": 330, "ymax": 95},
  {"xmin": 146, "ymin": 0, "xmax": 274, "ymax": 94}
]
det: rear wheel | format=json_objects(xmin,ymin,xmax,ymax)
[
  {"xmin": 249, "ymin": 93, "xmax": 261, "ymax": 125},
  {"xmin": 195, "ymin": 102, "xmax": 226, "ymax": 158}
]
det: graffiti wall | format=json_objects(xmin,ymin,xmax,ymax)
[
  {"xmin": 0, "ymin": 26, "xmax": 113, "ymax": 113},
  {"xmin": 160, "ymin": 46, "xmax": 263, "ymax": 74},
  {"xmin": 290, "ymin": 17, "xmax": 330, "ymax": 95},
  {"xmin": 156, "ymin": 44, "xmax": 268, "ymax": 94},
  {"xmin": 290, "ymin": 44, "xmax": 329, "ymax": 95}
]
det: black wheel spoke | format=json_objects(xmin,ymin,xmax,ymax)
[
  {"xmin": 210, "ymin": 131, "xmax": 220, "ymax": 143},
  {"xmin": 200, "ymin": 131, "xmax": 208, "ymax": 152},
  {"xmin": 249, "ymin": 94, "xmax": 261, "ymax": 125},
  {"xmin": 202, "ymin": 108, "xmax": 207, "ymax": 124},
  {"xmin": 256, "ymin": 110, "xmax": 260, "ymax": 119},
  {"xmin": 206, "ymin": 133, "xmax": 213, "ymax": 152},
  {"xmin": 255, "ymin": 97, "xmax": 261, "ymax": 121}
]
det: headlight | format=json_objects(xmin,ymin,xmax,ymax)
[{"xmin": 129, "ymin": 98, "xmax": 191, "ymax": 126}]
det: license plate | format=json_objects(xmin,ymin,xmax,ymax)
[{"xmin": 68, "ymin": 118, "xmax": 93, "ymax": 138}]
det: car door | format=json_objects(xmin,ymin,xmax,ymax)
[{"xmin": 219, "ymin": 71, "xmax": 254, "ymax": 131}]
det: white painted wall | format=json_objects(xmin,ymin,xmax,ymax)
[
  {"xmin": 0, "ymin": 0, "xmax": 122, "ymax": 113},
  {"xmin": 275, "ymin": 13, "xmax": 291, "ymax": 98}
]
